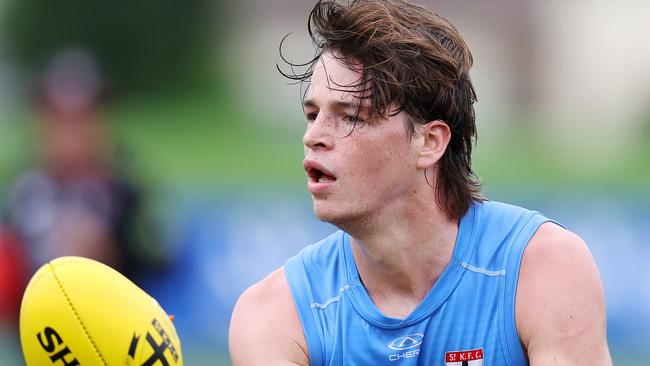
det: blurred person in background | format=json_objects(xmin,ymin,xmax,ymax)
[{"xmin": 0, "ymin": 48, "xmax": 165, "ymax": 323}]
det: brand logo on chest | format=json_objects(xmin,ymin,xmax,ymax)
[
  {"xmin": 387, "ymin": 333, "xmax": 424, "ymax": 362},
  {"xmin": 388, "ymin": 334, "xmax": 424, "ymax": 350}
]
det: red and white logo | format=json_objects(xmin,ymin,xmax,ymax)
[{"xmin": 445, "ymin": 348, "xmax": 483, "ymax": 365}]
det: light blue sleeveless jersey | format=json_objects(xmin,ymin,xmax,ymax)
[{"xmin": 284, "ymin": 201, "xmax": 555, "ymax": 366}]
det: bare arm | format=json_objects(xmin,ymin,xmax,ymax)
[
  {"xmin": 516, "ymin": 222, "xmax": 611, "ymax": 365},
  {"xmin": 229, "ymin": 267, "xmax": 310, "ymax": 366}
]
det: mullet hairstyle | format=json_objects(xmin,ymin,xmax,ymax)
[{"xmin": 279, "ymin": 0, "xmax": 483, "ymax": 219}]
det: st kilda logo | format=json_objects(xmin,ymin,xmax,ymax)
[
  {"xmin": 128, "ymin": 318, "xmax": 180, "ymax": 366},
  {"xmin": 36, "ymin": 326, "xmax": 80, "ymax": 366}
]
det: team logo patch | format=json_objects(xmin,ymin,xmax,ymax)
[{"xmin": 445, "ymin": 348, "xmax": 483, "ymax": 365}]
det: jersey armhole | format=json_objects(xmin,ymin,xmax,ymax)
[
  {"xmin": 284, "ymin": 256, "xmax": 325, "ymax": 366},
  {"xmin": 500, "ymin": 214, "xmax": 563, "ymax": 366}
]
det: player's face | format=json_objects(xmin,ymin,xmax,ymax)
[{"xmin": 302, "ymin": 51, "xmax": 421, "ymax": 227}]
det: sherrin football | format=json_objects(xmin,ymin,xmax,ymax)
[{"xmin": 20, "ymin": 256, "xmax": 182, "ymax": 366}]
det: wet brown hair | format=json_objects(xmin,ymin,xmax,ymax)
[{"xmin": 280, "ymin": 0, "xmax": 483, "ymax": 219}]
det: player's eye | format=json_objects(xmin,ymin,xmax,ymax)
[
  {"xmin": 305, "ymin": 112, "xmax": 317, "ymax": 123},
  {"xmin": 342, "ymin": 114, "xmax": 364, "ymax": 124}
]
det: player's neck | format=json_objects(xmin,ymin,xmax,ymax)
[{"xmin": 347, "ymin": 195, "xmax": 459, "ymax": 319}]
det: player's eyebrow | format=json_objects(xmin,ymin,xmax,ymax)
[
  {"xmin": 303, "ymin": 99, "xmax": 369, "ymax": 113},
  {"xmin": 333, "ymin": 100, "xmax": 365, "ymax": 111},
  {"xmin": 303, "ymin": 99, "xmax": 318, "ymax": 110}
]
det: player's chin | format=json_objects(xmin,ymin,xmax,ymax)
[
  {"xmin": 312, "ymin": 200, "xmax": 343, "ymax": 223},
  {"xmin": 312, "ymin": 202, "xmax": 363, "ymax": 230}
]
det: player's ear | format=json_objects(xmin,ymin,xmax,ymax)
[{"xmin": 416, "ymin": 120, "xmax": 451, "ymax": 170}]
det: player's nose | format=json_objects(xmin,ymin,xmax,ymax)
[{"xmin": 303, "ymin": 115, "xmax": 334, "ymax": 150}]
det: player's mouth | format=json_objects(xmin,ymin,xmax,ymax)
[{"xmin": 304, "ymin": 160, "xmax": 337, "ymax": 194}]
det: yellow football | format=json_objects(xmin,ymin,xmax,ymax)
[{"xmin": 19, "ymin": 256, "xmax": 182, "ymax": 366}]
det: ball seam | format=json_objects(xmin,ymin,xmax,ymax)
[{"xmin": 49, "ymin": 262, "xmax": 109, "ymax": 366}]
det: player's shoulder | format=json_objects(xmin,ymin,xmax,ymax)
[
  {"xmin": 520, "ymin": 222, "xmax": 599, "ymax": 300},
  {"xmin": 230, "ymin": 267, "xmax": 297, "ymax": 334},
  {"xmin": 524, "ymin": 222, "xmax": 593, "ymax": 269},
  {"xmin": 229, "ymin": 267, "xmax": 309, "ymax": 366},
  {"xmin": 229, "ymin": 232, "xmax": 344, "ymax": 365},
  {"xmin": 516, "ymin": 222, "xmax": 610, "ymax": 363}
]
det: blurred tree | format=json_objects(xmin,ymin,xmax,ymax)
[{"xmin": 1, "ymin": 0, "xmax": 224, "ymax": 96}]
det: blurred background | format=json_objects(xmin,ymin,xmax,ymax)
[{"xmin": 0, "ymin": 0, "xmax": 648, "ymax": 364}]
